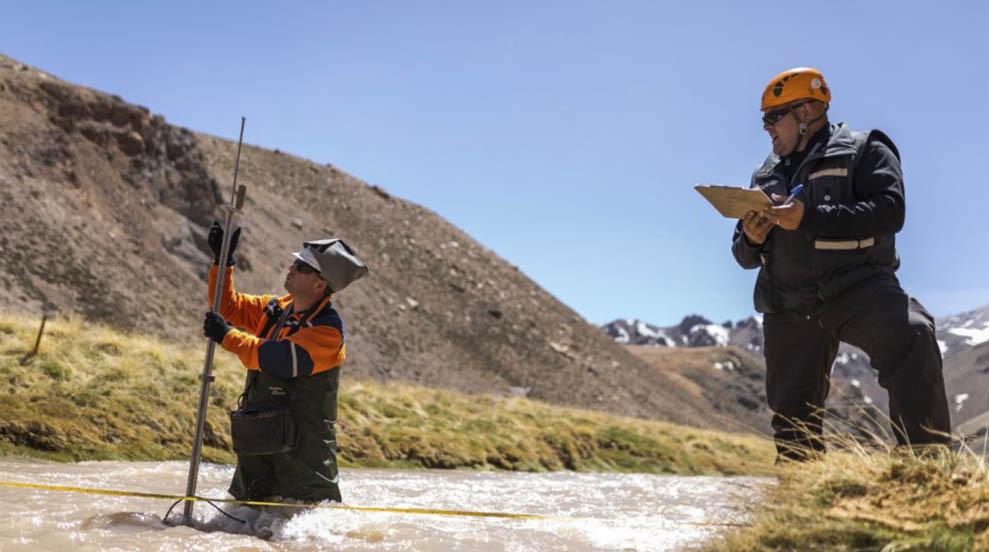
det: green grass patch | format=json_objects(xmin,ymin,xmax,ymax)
[{"xmin": 0, "ymin": 313, "xmax": 775, "ymax": 475}]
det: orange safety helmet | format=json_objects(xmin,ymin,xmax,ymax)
[{"xmin": 761, "ymin": 67, "xmax": 831, "ymax": 111}]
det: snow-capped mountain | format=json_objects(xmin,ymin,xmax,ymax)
[
  {"xmin": 603, "ymin": 315, "xmax": 762, "ymax": 350},
  {"xmin": 604, "ymin": 304, "xmax": 989, "ymax": 434},
  {"xmin": 940, "ymin": 306, "xmax": 989, "ymax": 356}
]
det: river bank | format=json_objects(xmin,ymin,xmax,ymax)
[
  {"xmin": 704, "ymin": 442, "xmax": 989, "ymax": 551},
  {"xmin": 3, "ymin": 314, "xmax": 985, "ymax": 550},
  {"xmin": 0, "ymin": 314, "xmax": 774, "ymax": 475}
]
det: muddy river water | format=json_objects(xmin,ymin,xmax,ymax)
[{"xmin": 0, "ymin": 459, "xmax": 771, "ymax": 551}]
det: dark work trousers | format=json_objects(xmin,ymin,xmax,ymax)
[{"xmin": 763, "ymin": 276, "xmax": 951, "ymax": 461}]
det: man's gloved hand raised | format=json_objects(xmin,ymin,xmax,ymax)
[
  {"xmin": 203, "ymin": 311, "xmax": 232, "ymax": 343},
  {"xmin": 208, "ymin": 221, "xmax": 241, "ymax": 266}
]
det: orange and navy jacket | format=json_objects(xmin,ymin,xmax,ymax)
[{"xmin": 207, "ymin": 264, "xmax": 345, "ymax": 378}]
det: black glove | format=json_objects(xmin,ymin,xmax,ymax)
[
  {"xmin": 203, "ymin": 311, "xmax": 232, "ymax": 343},
  {"xmin": 208, "ymin": 221, "xmax": 240, "ymax": 266}
]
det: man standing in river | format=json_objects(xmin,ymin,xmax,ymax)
[
  {"xmin": 731, "ymin": 67, "xmax": 950, "ymax": 461},
  {"xmin": 202, "ymin": 223, "xmax": 368, "ymax": 501}
]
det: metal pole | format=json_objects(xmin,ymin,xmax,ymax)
[
  {"xmin": 29, "ymin": 315, "xmax": 47, "ymax": 354},
  {"xmin": 19, "ymin": 315, "xmax": 48, "ymax": 365},
  {"xmin": 183, "ymin": 117, "xmax": 247, "ymax": 524}
]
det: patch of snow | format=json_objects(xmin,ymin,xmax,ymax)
[
  {"xmin": 612, "ymin": 321, "xmax": 675, "ymax": 346},
  {"xmin": 955, "ymin": 393, "xmax": 970, "ymax": 413},
  {"xmin": 834, "ymin": 353, "xmax": 851, "ymax": 366},
  {"xmin": 850, "ymin": 379, "xmax": 860, "ymax": 388},
  {"xmin": 636, "ymin": 321, "xmax": 660, "ymax": 338},
  {"xmin": 707, "ymin": 324, "xmax": 730, "ymax": 346},
  {"xmin": 864, "ymin": 396, "xmax": 873, "ymax": 405},
  {"xmin": 690, "ymin": 323, "xmax": 730, "ymax": 347},
  {"xmin": 713, "ymin": 362, "xmax": 723, "ymax": 370},
  {"xmin": 937, "ymin": 340, "xmax": 948, "ymax": 355},
  {"xmin": 947, "ymin": 324, "xmax": 989, "ymax": 346},
  {"xmin": 655, "ymin": 334, "xmax": 676, "ymax": 347},
  {"xmin": 753, "ymin": 313, "xmax": 764, "ymax": 327}
]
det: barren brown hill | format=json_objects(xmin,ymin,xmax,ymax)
[
  {"xmin": 627, "ymin": 345, "xmax": 771, "ymax": 435},
  {"xmin": 0, "ymin": 53, "xmax": 729, "ymax": 429}
]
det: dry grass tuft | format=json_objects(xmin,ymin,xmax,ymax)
[
  {"xmin": 707, "ymin": 423, "xmax": 989, "ymax": 551},
  {"xmin": 0, "ymin": 313, "xmax": 775, "ymax": 475}
]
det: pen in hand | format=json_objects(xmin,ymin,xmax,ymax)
[
  {"xmin": 779, "ymin": 184, "xmax": 803, "ymax": 205},
  {"xmin": 765, "ymin": 184, "xmax": 806, "ymax": 231}
]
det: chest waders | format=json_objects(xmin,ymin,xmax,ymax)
[
  {"xmin": 229, "ymin": 304, "xmax": 298, "ymax": 456},
  {"xmin": 228, "ymin": 298, "xmax": 343, "ymax": 503}
]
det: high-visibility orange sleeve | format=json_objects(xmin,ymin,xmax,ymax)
[
  {"xmin": 206, "ymin": 264, "xmax": 275, "ymax": 333},
  {"xmin": 219, "ymin": 329, "xmax": 262, "ymax": 371}
]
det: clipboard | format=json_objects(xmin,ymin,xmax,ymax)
[{"xmin": 694, "ymin": 184, "xmax": 773, "ymax": 219}]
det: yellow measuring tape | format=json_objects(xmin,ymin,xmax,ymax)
[
  {"xmin": 0, "ymin": 479, "xmax": 752, "ymax": 527},
  {"xmin": 0, "ymin": 479, "xmax": 546, "ymax": 520}
]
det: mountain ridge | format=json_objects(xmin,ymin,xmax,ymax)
[{"xmin": 0, "ymin": 52, "xmax": 738, "ymax": 431}]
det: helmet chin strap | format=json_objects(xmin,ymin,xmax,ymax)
[
  {"xmin": 798, "ymin": 112, "xmax": 826, "ymax": 136},
  {"xmin": 796, "ymin": 111, "xmax": 827, "ymax": 150}
]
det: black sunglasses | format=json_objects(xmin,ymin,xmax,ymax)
[
  {"xmin": 292, "ymin": 259, "xmax": 320, "ymax": 275},
  {"xmin": 762, "ymin": 102, "xmax": 807, "ymax": 127}
]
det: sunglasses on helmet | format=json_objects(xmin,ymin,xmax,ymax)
[{"xmin": 292, "ymin": 259, "xmax": 320, "ymax": 275}]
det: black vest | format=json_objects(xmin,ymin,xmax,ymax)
[{"xmin": 751, "ymin": 123, "xmax": 900, "ymax": 315}]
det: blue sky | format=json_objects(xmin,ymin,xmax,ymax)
[{"xmin": 2, "ymin": 1, "xmax": 987, "ymax": 325}]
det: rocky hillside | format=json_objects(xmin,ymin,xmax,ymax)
[
  {"xmin": 0, "ymin": 53, "xmax": 736, "ymax": 429},
  {"xmin": 625, "ymin": 345, "xmax": 771, "ymax": 434},
  {"xmin": 606, "ymin": 306, "xmax": 989, "ymax": 435}
]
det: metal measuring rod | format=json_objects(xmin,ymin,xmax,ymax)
[{"xmin": 182, "ymin": 117, "xmax": 247, "ymax": 524}]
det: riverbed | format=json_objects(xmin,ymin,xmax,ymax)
[{"xmin": 0, "ymin": 459, "xmax": 771, "ymax": 551}]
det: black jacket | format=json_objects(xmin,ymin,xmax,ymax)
[{"xmin": 732, "ymin": 123, "xmax": 904, "ymax": 315}]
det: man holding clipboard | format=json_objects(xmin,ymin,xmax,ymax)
[{"xmin": 723, "ymin": 68, "xmax": 950, "ymax": 461}]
